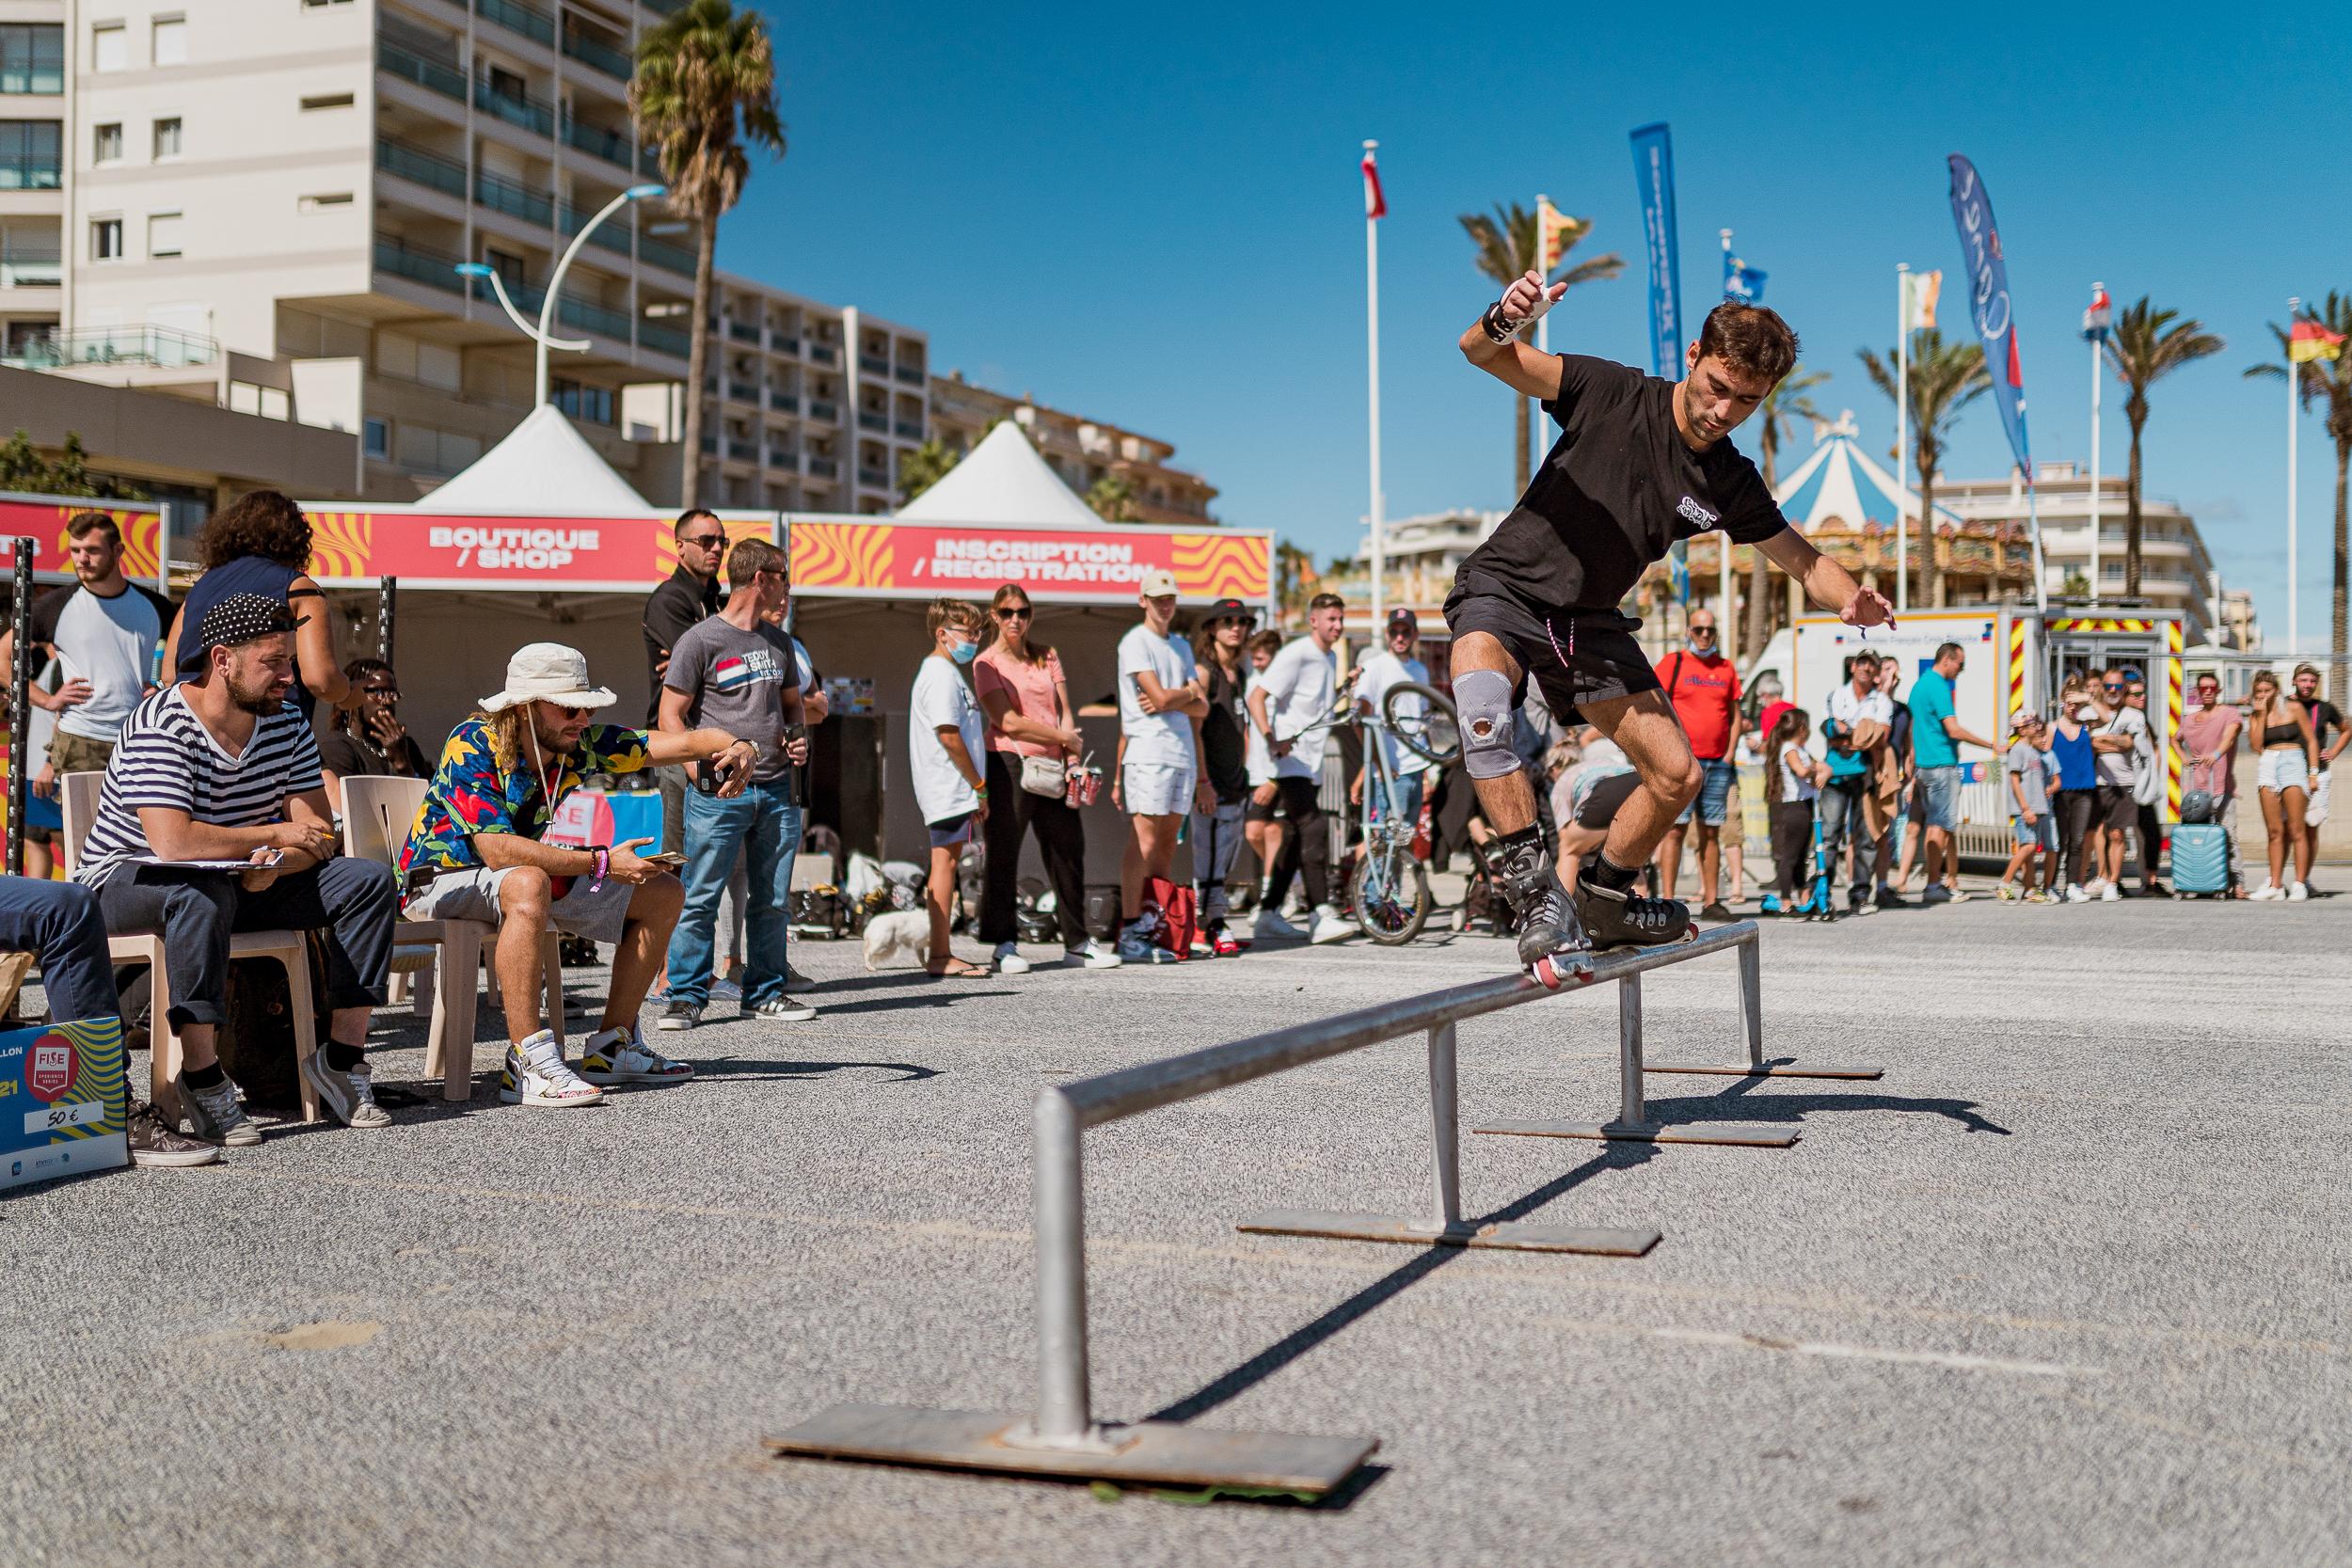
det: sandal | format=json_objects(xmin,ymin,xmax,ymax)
[{"xmin": 924, "ymin": 958, "xmax": 987, "ymax": 978}]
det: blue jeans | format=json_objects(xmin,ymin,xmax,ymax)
[
  {"xmin": 667, "ymin": 780, "xmax": 800, "ymax": 1008},
  {"xmin": 1814, "ymin": 777, "xmax": 1871, "ymax": 901},
  {"xmin": 0, "ymin": 876, "xmax": 119, "ymax": 1026},
  {"xmin": 1378, "ymin": 772, "xmax": 1426, "ymax": 836},
  {"xmin": 1917, "ymin": 766, "xmax": 1963, "ymax": 833},
  {"xmin": 1675, "ymin": 757, "xmax": 1736, "ymax": 827}
]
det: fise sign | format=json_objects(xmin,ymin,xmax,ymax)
[{"xmin": 26, "ymin": 1033, "xmax": 74, "ymax": 1102}]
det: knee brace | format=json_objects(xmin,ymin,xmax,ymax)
[{"xmin": 1454, "ymin": 668, "xmax": 1522, "ymax": 780}]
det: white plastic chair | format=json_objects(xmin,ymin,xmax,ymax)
[
  {"xmin": 341, "ymin": 774, "xmax": 564, "ymax": 1102},
  {"xmin": 61, "ymin": 771, "xmax": 323, "ymax": 1125}
]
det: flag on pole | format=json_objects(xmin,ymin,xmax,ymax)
[
  {"xmin": 1720, "ymin": 230, "xmax": 1765, "ymax": 303},
  {"xmin": 2289, "ymin": 319, "xmax": 2344, "ymax": 363},
  {"xmin": 1536, "ymin": 198, "xmax": 1580, "ymax": 274},
  {"xmin": 1361, "ymin": 147, "xmax": 1386, "ymax": 220},
  {"xmin": 1901, "ymin": 268, "xmax": 1942, "ymax": 331},
  {"xmin": 2081, "ymin": 285, "xmax": 2112, "ymax": 342}
]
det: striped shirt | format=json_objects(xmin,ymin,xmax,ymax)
[{"xmin": 73, "ymin": 685, "xmax": 324, "ymax": 886}]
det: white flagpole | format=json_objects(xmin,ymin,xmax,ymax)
[
  {"xmin": 1718, "ymin": 228, "xmax": 1735, "ymax": 635},
  {"xmin": 1365, "ymin": 140, "xmax": 1384, "ymax": 632},
  {"xmin": 2089, "ymin": 282, "xmax": 2104, "ymax": 607},
  {"xmin": 1896, "ymin": 264, "xmax": 1911, "ymax": 613},
  {"xmin": 2288, "ymin": 294, "xmax": 2300, "ymax": 657}
]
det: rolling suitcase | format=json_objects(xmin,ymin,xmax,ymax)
[{"xmin": 2169, "ymin": 823, "xmax": 2229, "ymax": 897}]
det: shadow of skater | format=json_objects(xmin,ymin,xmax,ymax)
[
  {"xmin": 1642, "ymin": 1076, "xmax": 2013, "ymax": 1137},
  {"xmin": 1149, "ymin": 1142, "xmax": 1659, "ymax": 1427},
  {"xmin": 687, "ymin": 1059, "xmax": 939, "ymax": 1084}
]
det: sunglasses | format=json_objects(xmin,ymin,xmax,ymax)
[
  {"xmin": 547, "ymin": 704, "xmax": 592, "ymax": 719},
  {"xmin": 682, "ymin": 533, "xmax": 729, "ymax": 550},
  {"xmin": 2101, "ymin": 683, "xmax": 2123, "ymax": 691},
  {"xmin": 1690, "ymin": 626, "xmax": 1717, "ymax": 636},
  {"xmin": 995, "ymin": 606, "xmax": 1033, "ymax": 621},
  {"xmin": 362, "ymin": 685, "xmax": 401, "ymax": 699}
]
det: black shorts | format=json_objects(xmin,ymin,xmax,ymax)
[
  {"xmin": 1574, "ymin": 770, "xmax": 1642, "ymax": 830},
  {"xmin": 1244, "ymin": 786, "xmax": 1287, "ymax": 823},
  {"xmin": 1442, "ymin": 575, "xmax": 1660, "ymax": 726},
  {"xmin": 2093, "ymin": 783, "xmax": 2137, "ymax": 832}
]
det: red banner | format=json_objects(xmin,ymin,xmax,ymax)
[
  {"xmin": 0, "ymin": 499, "xmax": 164, "ymax": 579},
  {"xmin": 301, "ymin": 511, "xmax": 771, "ymax": 589},
  {"xmin": 789, "ymin": 518, "xmax": 1269, "ymax": 604}
]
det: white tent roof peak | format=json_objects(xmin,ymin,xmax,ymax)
[
  {"xmin": 419, "ymin": 404, "xmax": 651, "ymax": 515},
  {"xmin": 896, "ymin": 420, "xmax": 1103, "ymax": 528}
]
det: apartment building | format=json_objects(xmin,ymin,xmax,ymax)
[
  {"xmin": 1, "ymin": 0, "xmax": 696, "ymax": 505},
  {"xmin": 1940, "ymin": 462, "xmax": 2221, "ymax": 643},
  {"xmin": 623, "ymin": 276, "xmax": 929, "ymax": 515},
  {"xmin": 928, "ymin": 372, "xmax": 1217, "ymax": 526}
]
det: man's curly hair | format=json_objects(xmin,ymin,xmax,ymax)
[{"xmin": 197, "ymin": 489, "xmax": 312, "ymax": 571}]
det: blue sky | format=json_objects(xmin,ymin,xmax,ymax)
[{"xmin": 723, "ymin": 1, "xmax": 2350, "ymax": 654}]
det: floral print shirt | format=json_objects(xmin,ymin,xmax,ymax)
[{"xmin": 398, "ymin": 718, "xmax": 653, "ymax": 884}]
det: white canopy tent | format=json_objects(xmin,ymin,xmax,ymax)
[
  {"xmin": 416, "ymin": 404, "xmax": 651, "ymax": 515},
  {"xmin": 895, "ymin": 420, "xmax": 1104, "ymax": 528}
]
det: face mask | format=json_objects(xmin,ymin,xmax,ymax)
[
  {"xmin": 949, "ymin": 638, "xmax": 979, "ymax": 666},
  {"xmin": 1689, "ymin": 635, "xmax": 1716, "ymax": 654}
]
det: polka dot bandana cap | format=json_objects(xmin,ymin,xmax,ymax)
[{"xmin": 195, "ymin": 592, "xmax": 308, "ymax": 655}]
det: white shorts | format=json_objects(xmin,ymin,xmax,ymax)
[
  {"xmin": 1121, "ymin": 760, "xmax": 1193, "ymax": 817},
  {"xmin": 405, "ymin": 863, "xmax": 637, "ymax": 945},
  {"xmin": 2309, "ymin": 767, "xmax": 2331, "ymax": 826},
  {"xmin": 2258, "ymin": 749, "xmax": 2311, "ymax": 798}
]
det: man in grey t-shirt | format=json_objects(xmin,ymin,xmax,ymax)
[{"xmin": 655, "ymin": 539, "xmax": 813, "ymax": 1028}]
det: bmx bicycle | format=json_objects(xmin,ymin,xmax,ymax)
[{"xmin": 1284, "ymin": 675, "xmax": 1461, "ymax": 944}]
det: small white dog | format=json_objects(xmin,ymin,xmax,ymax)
[{"xmin": 862, "ymin": 909, "xmax": 931, "ymax": 971}]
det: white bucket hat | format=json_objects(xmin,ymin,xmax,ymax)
[{"xmin": 479, "ymin": 642, "xmax": 617, "ymax": 713}]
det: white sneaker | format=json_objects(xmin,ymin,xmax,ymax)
[
  {"xmin": 300, "ymin": 1053, "xmax": 392, "ymax": 1129},
  {"xmin": 2249, "ymin": 882, "xmax": 2284, "ymax": 902},
  {"xmin": 993, "ymin": 941, "xmax": 1031, "ymax": 975},
  {"xmin": 2064, "ymin": 884, "xmax": 2090, "ymax": 904},
  {"xmin": 746, "ymin": 995, "xmax": 817, "ymax": 1022},
  {"xmin": 1253, "ymin": 906, "xmax": 1303, "ymax": 940},
  {"xmin": 2288, "ymin": 881, "xmax": 2310, "ymax": 902},
  {"xmin": 1310, "ymin": 905, "xmax": 1354, "ymax": 943},
  {"xmin": 500, "ymin": 1031, "xmax": 605, "ymax": 1106},
  {"xmin": 2100, "ymin": 883, "xmax": 2122, "ymax": 902},
  {"xmin": 577, "ymin": 1025, "xmax": 694, "ymax": 1084},
  {"xmin": 1065, "ymin": 939, "xmax": 1122, "ymax": 969}
]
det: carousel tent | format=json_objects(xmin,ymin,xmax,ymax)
[
  {"xmin": 417, "ymin": 403, "xmax": 650, "ymax": 515},
  {"xmin": 896, "ymin": 420, "xmax": 1103, "ymax": 528},
  {"xmin": 1772, "ymin": 409, "xmax": 1963, "ymax": 533}
]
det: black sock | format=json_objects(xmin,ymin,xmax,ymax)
[
  {"xmin": 1586, "ymin": 854, "xmax": 1640, "ymax": 894},
  {"xmin": 1497, "ymin": 824, "xmax": 1547, "ymax": 861},
  {"xmin": 183, "ymin": 1061, "xmax": 225, "ymax": 1089},
  {"xmin": 326, "ymin": 1041, "xmax": 365, "ymax": 1072}
]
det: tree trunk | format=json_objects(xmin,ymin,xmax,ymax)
[
  {"xmin": 2124, "ymin": 410, "xmax": 2146, "ymax": 598},
  {"xmin": 1513, "ymin": 390, "xmax": 1531, "ymax": 500},
  {"xmin": 678, "ymin": 214, "xmax": 717, "ymax": 509},
  {"xmin": 2334, "ymin": 436, "xmax": 2349, "ymax": 705},
  {"xmin": 1919, "ymin": 461, "xmax": 1943, "ymax": 608}
]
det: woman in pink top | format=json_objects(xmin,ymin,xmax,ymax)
[{"xmin": 973, "ymin": 583, "xmax": 1114, "ymax": 971}]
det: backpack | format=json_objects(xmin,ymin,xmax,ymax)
[{"xmin": 1143, "ymin": 876, "xmax": 1198, "ymax": 959}]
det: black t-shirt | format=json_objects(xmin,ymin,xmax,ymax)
[
  {"xmin": 1199, "ymin": 657, "xmax": 1248, "ymax": 800},
  {"xmin": 1459, "ymin": 354, "xmax": 1789, "ymax": 611},
  {"xmin": 641, "ymin": 566, "xmax": 724, "ymax": 723},
  {"xmin": 2297, "ymin": 696, "xmax": 2343, "ymax": 754},
  {"xmin": 318, "ymin": 726, "xmax": 431, "ymax": 782}
]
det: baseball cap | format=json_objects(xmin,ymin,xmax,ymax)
[
  {"xmin": 190, "ymin": 593, "xmax": 308, "ymax": 661},
  {"xmin": 1202, "ymin": 596, "xmax": 1256, "ymax": 625},
  {"xmin": 1757, "ymin": 699, "xmax": 1795, "ymax": 736},
  {"xmin": 1387, "ymin": 609, "xmax": 1418, "ymax": 635},
  {"xmin": 1138, "ymin": 568, "xmax": 1180, "ymax": 598}
]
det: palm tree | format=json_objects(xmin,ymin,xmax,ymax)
[
  {"xmin": 2249, "ymin": 293, "xmax": 2352, "ymax": 698},
  {"xmin": 1859, "ymin": 331, "xmax": 1990, "ymax": 607},
  {"xmin": 898, "ymin": 438, "xmax": 959, "ymax": 504},
  {"xmin": 2105, "ymin": 298, "xmax": 2224, "ymax": 596},
  {"xmin": 1458, "ymin": 203, "xmax": 1624, "ymax": 499},
  {"xmin": 1087, "ymin": 474, "xmax": 1140, "ymax": 522},
  {"xmin": 631, "ymin": 0, "xmax": 785, "ymax": 510},
  {"xmin": 1743, "ymin": 364, "xmax": 1828, "ymax": 656}
]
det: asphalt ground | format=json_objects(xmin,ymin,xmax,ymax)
[{"xmin": 6, "ymin": 886, "xmax": 2350, "ymax": 1567}]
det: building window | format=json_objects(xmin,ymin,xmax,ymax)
[
  {"xmin": 363, "ymin": 417, "xmax": 389, "ymax": 458},
  {"xmin": 91, "ymin": 23, "xmax": 125, "ymax": 72},
  {"xmin": 551, "ymin": 378, "xmax": 614, "ymax": 425},
  {"xmin": 93, "ymin": 121, "xmax": 122, "ymax": 164},
  {"xmin": 151, "ymin": 16, "xmax": 184, "ymax": 67},
  {"xmin": 299, "ymin": 92, "xmax": 355, "ymax": 110},
  {"xmin": 0, "ymin": 120, "xmax": 62, "ymax": 189},
  {"xmin": 0, "ymin": 24, "xmax": 65, "ymax": 95},
  {"xmin": 152, "ymin": 118, "xmax": 181, "ymax": 160},
  {"xmin": 147, "ymin": 211, "xmax": 182, "ymax": 258},
  {"xmin": 91, "ymin": 216, "xmax": 123, "ymax": 261}
]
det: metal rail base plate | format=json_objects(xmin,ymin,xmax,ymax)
[
  {"xmin": 1645, "ymin": 1061, "xmax": 1883, "ymax": 1080},
  {"xmin": 767, "ymin": 1403, "xmax": 1377, "ymax": 1495},
  {"xmin": 1237, "ymin": 1208, "xmax": 1660, "ymax": 1256},
  {"xmin": 1473, "ymin": 1118, "xmax": 1799, "ymax": 1148}
]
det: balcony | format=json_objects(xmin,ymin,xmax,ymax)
[
  {"xmin": 475, "ymin": 0, "xmax": 554, "ymax": 47},
  {"xmin": 728, "ymin": 321, "xmax": 761, "ymax": 343},
  {"xmin": 895, "ymin": 420, "xmax": 924, "ymax": 440},
  {"xmin": 562, "ymin": 116, "xmax": 634, "ymax": 168},
  {"xmin": 894, "ymin": 364, "xmax": 925, "ymax": 386},
  {"xmin": 726, "ymin": 380, "xmax": 759, "ymax": 402},
  {"xmin": 856, "ymin": 412, "xmax": 888, "ymax": 434},
  {"xmin": 0, "ymin": 247, "xmax": 60, "ymax": 287},
  {"xmin": 557, "ymin": 293, "xmax": 634, "ymax": 343},
  {"xmin": 379, "ymin": 41, "xmax": 467, "ymax": 102},
  {"xmin": 808, "ymin": 399, "xmax": 838, "ymax": 422},
  {"xmin": 805, "ymin": 457, "xmax": 837, "ymax": 479},
  {"xmin": 772, "ymin": 336, "xmax": 801, "ymax": 356},
  {"xmin": 1, "ymin": 324, "xmax": 217, "ymax": 371},
  {"xmin": 475, "ymin": 77, "xmax": 555, "ymax": 136},
  {"xmin": 562, "ymin": 27, "xmax": 632, "ymax": 82},
  {"xmin": 858, "ymin": 468, "xmax": 889, "ymax": 491},
  {"xmin": 641, "ymin": 320, "xmax": 689, "ymax": 357},
  {"xmin": 808, "ymin": 342, "xmax": 837, "ymax": 366},
  {"xmin": 639, "ymin": 233, "xmax": 693, "ymax": 275},
  {"xmin": 767, "ymin": 391, "xmax": 798, "ymax": 413},
  {"xmin": 727, "ymin": 441, "xmax": 758, "ymax": 464},
  {"xmin": 476, "ymin": 168, "xmax": 553, "ymax": 227},
  {"xmin": 375, "ymin": 234, "xmax": 467, "ymax": 294},
  {"xmin": 765, "ymin": 450, "xmax": 799, "ymax": 472},
  {"xmin": 564, "ymin": 202, "xmax": 632, "ymax": 259},
  {"xmin": 375, "ymin": 137, "xmax": 466, "ymax": 199},
  {"xmin": 858, "ymin": 354, "xmax": 890, "ymax": 376}
]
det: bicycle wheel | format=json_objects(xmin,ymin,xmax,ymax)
[
  {"xmin": 1352, "ymin": 843, "xmax": 1430, "ymax": 944},
  {"xmin": 1384, "ymin": 681, "xmax": 1461, "ymax": 767}
]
